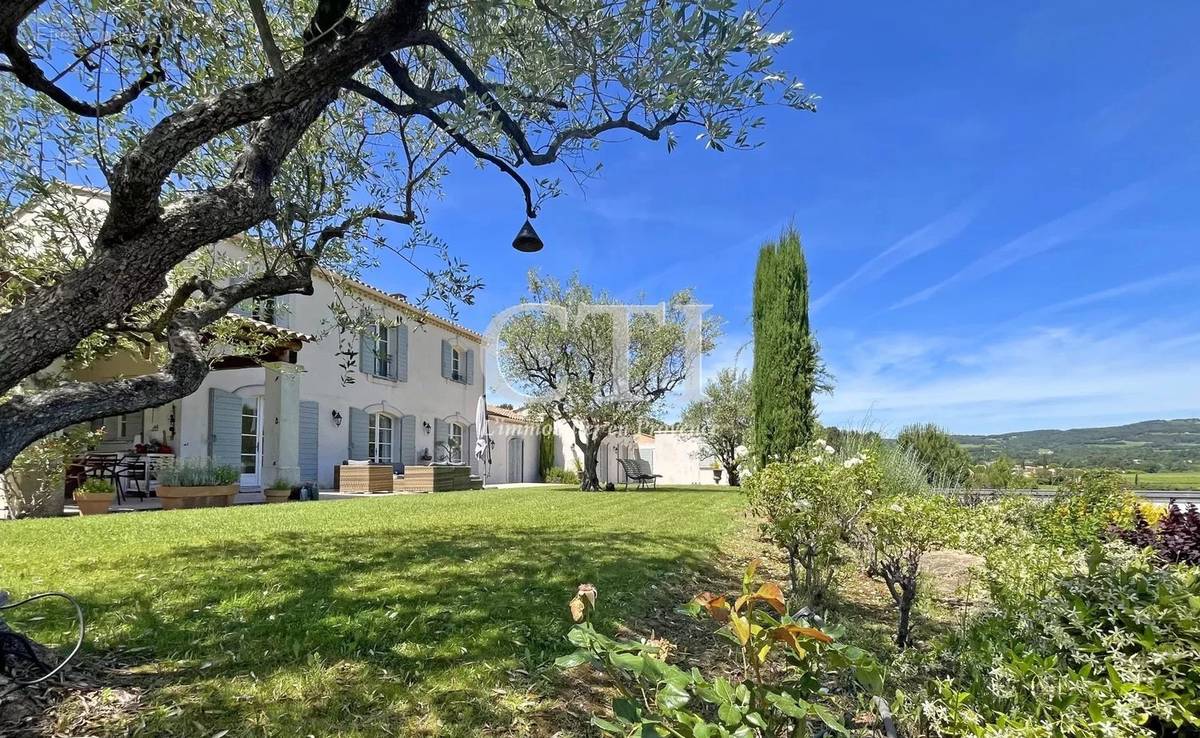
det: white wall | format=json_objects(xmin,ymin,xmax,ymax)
[
  {"xmin": 105, "ymin": 241, "xmax": 485, "ymax": 490},
  {"xmin": 651, "ymin": 431, "xmax": 723, "ymax": 486},
  {"xmin": 485, "ymin": 418, "xmax": 542, "ymax": 484},
  {"xmin": 281, "ymin": 273, "xmax": 483, "ymax": 488}
]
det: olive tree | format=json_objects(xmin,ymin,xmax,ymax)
[
  {"xmin": 680, "ymin": 367, "xmax": 751, "ymax": 485},
  {"xmin": 497, "ymin": 272, "xmax": 717, "ymax": 490},
  {"xmin": 0, "ymin": 0, "xmax": 816, "ymax": 474}
]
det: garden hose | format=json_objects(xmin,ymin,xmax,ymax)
[{"xmin": 0, "ymin": 591, "xmax": 85, "ymax": 700}]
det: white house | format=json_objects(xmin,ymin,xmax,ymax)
[
  {"xmin": 77, "ymin": 258, "xmax": 489, "ymax": 490},
  {"xmin": 22, "ymin": 188, "xmax": 494, "ymax": 491},
  {"xmin": 483, "ymin": 405, "xmax": 542, "ymax": 484}
]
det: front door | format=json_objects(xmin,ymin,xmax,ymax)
[
  {"xmin": 240, "ymin": 397, "xmax": 263, "ymax": 488},
  {"xmin": 508, "ymin": 437, "xmax": 524, "ymax": 483}
]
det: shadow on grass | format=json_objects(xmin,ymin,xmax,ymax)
[{"xmin": 60, "ymin": 525, "xmax": 722, "ymax": 736}]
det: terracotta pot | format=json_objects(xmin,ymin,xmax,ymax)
[
  {"xmin": 264, "ymin": 488, "xmax": 292, "ymax": 504},
  {"xmin": 74, "ymin": 492, "xmax": 113, "ymax": 516},
  {"xmin": 158, "ymin": 484, "xmax": 238, "ymax": 510}
]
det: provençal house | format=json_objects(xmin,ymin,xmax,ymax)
[{"xmin": 15, "ymin": 186, "xmax": 488, "ymax": 490}]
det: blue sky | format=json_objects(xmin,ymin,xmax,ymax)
[{"xmin": 361, "ymin": 1, "xmax": 1200, "ymax": 435}]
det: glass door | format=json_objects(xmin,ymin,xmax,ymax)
[{"xmin": 240, "ymin": 398, "xmax": 262, "ymax": 488}]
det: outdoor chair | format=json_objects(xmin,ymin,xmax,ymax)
[
  {"xmin": 80, "ymin": 453, "xmax": 122, "ymax": 503},
  {"xmin": 616, "ymin": 458, "xmax": 662, "ymax": 490}
]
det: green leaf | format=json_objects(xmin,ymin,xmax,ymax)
[
  {"xmin": 591, "ymin": 716, "xmax": 625, "ymax": 734},
  {"xmin": 766, "ymin": 691, "xmax": 809, "ymax": 719},
  {"xmin": 657, "ymin": 682, "xmax": 691, "ymax": 711},
  {"xmin": 854, "ymin": 664, "xmax": 884, "ymax": 694},
  {"xmin": 554, "ymin": 650, "xmax": 591, "ymax": 669},
  {"xmin": 808, "ymin": 704, "xmax": 848, "ymax": 736},
  {"xmin": 613, "ymin": 698, "xmax": 640, "ymax": 723},
  {"xmin": 717, "ymin": 700, "xmax": 742, "ymax": 725},
  {"xmin": 743, "ymin": 711, "xmax": 766, "ymax": 729}
]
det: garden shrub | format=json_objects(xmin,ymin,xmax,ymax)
[
  {"xmin": 557, "ymin": 561, "xmax": 884, "ymax": 737},
  {"xmin": 1111, "ymin": 502, "xmax": 1200, "ymax": 566},
  {"xmin": 156, "ymin": 459, "xmax": 238, "ymax": 487},
  {"xmin": 544, "ymin": 467, "xmax": 580, "ymax": 485},
  {"xmin": 743, "ymin": 440, "xmax": 878, "ymax": 607},
  {"xmin": 1039, "ymin": 469, "xmax": 1131, "ymax": 548},
  {"xmin": 922, "ymin": 544, "xmax": 1200, "ymax": 738},
  {"xmin": 858, "ymin": 447, "xmax": 962, "ymax": 648}
]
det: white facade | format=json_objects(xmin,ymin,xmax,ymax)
[
  {"xmin": 483, "ymin": 409, "xmax": 542, "ymax": 485},
  {"xmin": 649, "ymin": 431, "xmax": 722, "ymax": 485},
  {"xmin": 80, "ymin": 244, "xmax": 485, "ymax": 490}
]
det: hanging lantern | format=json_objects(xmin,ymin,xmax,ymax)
[{"xmin": 512, "ymin": 219, "xmax": 544, "ymax": 253}]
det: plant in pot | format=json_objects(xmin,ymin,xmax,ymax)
[
  {"xmin": 74, "ymin": 478, "xmax": 115, "ymax": 516},
  {"xmin": 2, "ymin": 426, "xmax": 105, "ymax": 519},
  {"xmin": 265, "ymin": 478, "xmax": 293, "ymax": 504},
  {"xmin": 711, "ymin": 459, "xmax": 723, "ymax": 484},
  {"xmin": 156, "ymin": 460, "xmax": 239, "ymax": 510}
]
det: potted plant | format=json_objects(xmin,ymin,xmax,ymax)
[
  {"xmin": 711, "ymin": 460, "xmax": 723, "ymax": 484},
  {"xmin": 1, "ymin": 426, "xmax": 104, "ymax": 519},
  {"xmin": 156, "ymin": 459, "xmax": 239, "ymax": 510},
  {"xmin": 74, "ymin": 479, "xmax": 115, "ymax": 516},
  {"xmin": 265, "ymin": 478, "xmax": 293, "ymax": 504}
]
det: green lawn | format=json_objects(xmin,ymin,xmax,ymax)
[
  {"xmin": 1, "ymin": 486, "xmax": 741, "ymax": 737},
  {"xmin": 1121, "ymin": 471, "xmax": 1200, "ymax": 490}
]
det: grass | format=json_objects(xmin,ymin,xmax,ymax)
[
  {"xmin": 1, "ymin": 486, "xmax": 741, "ymax": 737},
  {"xmin": 1121, "ymin": 471, "xmax": 1200, "ymax": 490}
]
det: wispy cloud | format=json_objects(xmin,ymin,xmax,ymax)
[
  {"xmin": 1025, "ymin": 267, "xmax": 1200, "ymax": 318},
  {"xmin": 891, "ymin": 183, "xmax": 1146, "ymax": 309},
  {"xmin": 819, "ymin": 320, "xmax": 1200, "ymax": 435},
  {"xmin": 813, "ymin": 202, "xmax": 979, "ymax": 311}
]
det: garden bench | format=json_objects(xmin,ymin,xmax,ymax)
[{"xmin": 616, "ymin": 458, "xmax": 661, "ymax": 490}]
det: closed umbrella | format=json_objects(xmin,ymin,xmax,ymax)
[{"xmin": 474, "ymin": 394, "xmax": 492, "ymax": 479}]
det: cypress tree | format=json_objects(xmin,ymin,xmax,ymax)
[
  {"xmin": 752, "ymin": 226, "xmax": 819, "ymax": 467},
  {"xmin": 538, "ymin": 418, "xmax": 556, "ymax": 479}
]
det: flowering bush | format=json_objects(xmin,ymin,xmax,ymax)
[
  {"xmin": 923, "ymin": 544, "xmax": 1200, "ymax": 738},
  {"xmin": 743, "ymin": 440, "xmax": 879, "ymax": 607},
  {"xmin": 557, "ymin": 562, "xmax": 884, "ymax": 737},
  {"xmin": 1111, "ymin": 502, "xmax": 1200, "ymax": 566},
  {"xmin": 1039, "ymin": 469, "xmax": 1132, "ymax": 547}
]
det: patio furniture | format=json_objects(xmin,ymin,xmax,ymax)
[
  {"xmin": 116, "ymin": 453, "xmax": 175, "ymax": 501},
  {"xmin": 392, "ymin": 464, "xmax": 480, "ymax": 493},
  {"xmin": 616, "ymin": 458, "xmax": 662, "ymax": 490},
  {"xmin": 79, "ymin": 454, "xmax": 123, "ymax": 502},
  {"xmin": 335, "ymin": 461, "xmax": 394, "ymax": 494}
]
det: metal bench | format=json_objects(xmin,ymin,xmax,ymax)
[{"xmin": 616, "ymin": 458, "xmax": 662, "ymax": 490}]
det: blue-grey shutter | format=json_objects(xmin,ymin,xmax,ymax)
[
  {"xmin": 434, "ymin": 418, "xmax": 448, "ymax": 462},
  {"xmin": 468, "ymin": 423, "xmax": 477, "ymax": 472},
  {"xmin": 298, "ymin": 400, "xmax": 319, "ymax": 482},
  {"xmin": 348, "ymin": 407, "xmax": 368, "ymax": 460},
  {"xmin": 400, "ymin": 415, "xmax": 416, "ymax": 465},
  {"xmin": 394, "ymin": 324, "xmax": 408, "ymax": 382},
  {"xmin": 465, "ymin": 349, "xmax": 475, "ymax": 385},
  {"xmin": 441, "ymin": 339, "xmax": 452, "ymax": 379},
  {"xmin": 124, "ymin": 411, "xmax": 144, "ymax": 440},
  {"xmin": 387, "ymin": 325, "xmax": 399, "ymax": 381},
  {"xmin": 209, "ymin": 388, "xmax": 242, "ymax": 467},
  {"xmin": 360, "ymin": 330, "xmax": 375, "ymax": 377}
]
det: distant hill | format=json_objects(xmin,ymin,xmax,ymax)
[{"xmin": 954, "ymin": 419, "xmax": 1200, "ymax": 472}]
